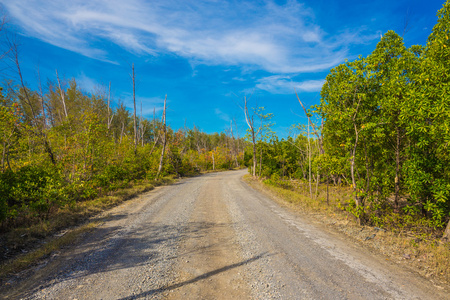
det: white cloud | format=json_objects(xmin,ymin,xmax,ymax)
[
  {"xmin": 256, "ymin": 75, "xmax": 325, "ymax": 94},
  {"xmin": 2, "ymin": 0, "xmax": 378, "ymax": 73},
  {"xmin": 214, "ymin": 108, "xmax": 231, "ymax": 122},
  {"xmin": 118, "ymin": 92, "xmax": 165, "ymax": 116},
  {"xmin": 76, "ymin": 72, "xmax": 99, "ymax": 92}
]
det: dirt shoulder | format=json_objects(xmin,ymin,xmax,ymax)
[{"xmin": 243, "ymin": 175, "xmax": 450, "ymax": 289}]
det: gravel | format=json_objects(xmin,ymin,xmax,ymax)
[
  {"xmin": 4, "ymin": 170, "xmax": 448, "ymax": 299},
  {"xmin": 20, "ymin": 176, "xmax": 204, "ymax": 300}
]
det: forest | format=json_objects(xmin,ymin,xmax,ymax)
[
  {"xmin": 251, "ymin": 1, "xmax": 450, "ymax": 240},
  {"xmin": 1, "ymin": 1, "xmax": 450, "ymax": 244},
  {"xmin": 0, "ymin": 58, "xmax": 246, "ymax": 230}
]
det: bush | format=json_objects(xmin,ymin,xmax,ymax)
[{"xmin": 0, "ymin": 165, "xmax": 66, "ymax": 222}]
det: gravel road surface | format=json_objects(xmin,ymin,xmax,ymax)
[{"xmin": 3, "ymin": 170, "xmax": 448, "ymax": 299}]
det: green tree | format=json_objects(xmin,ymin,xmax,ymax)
[
  {"xmin": 402, "ymin": 0, "xmax": 450, "ymax": 237},
  {"xmin": 319, "ymin": 56, "xmax": 379, "ymax": 224}
]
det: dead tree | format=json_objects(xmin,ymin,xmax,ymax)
[
  {"xmin": 107, "ymin": 81, "xmax": 114, "ymax": 130},
  {"xmin": 156, "ymin": 95, "xmax": 167, "ymax": 180},
  {"xmin": 131, "ymin": 63, "xmax": 137, "ymax": 154},
  {"xmin": 243, "ymin": 96, "xmax": 258, "ymax": 177},
  {"xmin": 8, "ymin": 35, "xmax": 55, "ymax": 164},
  {"xmin": 55, "ymin": 69, "xmax": 68, "ymax": 119}
]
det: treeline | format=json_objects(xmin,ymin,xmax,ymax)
[
  {"xmin": 0, "ymin": 77, "xmax": 245, "ymax": 227},
  {"xmin": 250, "ymin": 1, "xmax": 450, "ymax": 237}
]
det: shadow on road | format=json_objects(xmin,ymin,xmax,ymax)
[
  {"xmin": 7, "ymin": 220, "xmax": 243, "ymax": 299},
  {"xmin": 118, "ymin": 252, "xmax": 270, "ymax": 300}
]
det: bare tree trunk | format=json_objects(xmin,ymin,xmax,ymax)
[
  {"xmin": 308, "ymin": 119, "xmax": 312, "ymax": 199},
  {"xmin": 149, "ymin": 107, "xmax": 159, "ymax": 156},
  {"xmin": 350, "ymin": 132, "xmax": 359, "ymax": 203},
  {"xmin": 149, "ymin": 135, "xmax": 159, "ymax": 156},
  {"xmin": 55, "ymin": 69, "xmax": 68, "ymax": 119},
  {"xmin": 37, "ymin": 67, "xmax": 48, "ymax": 129},
  {"xmin": 243, "ymin": 96, "xmax": 257, "ymax": 177},
  {"xmin": 132, "ymin": 63, "xmax": 137, "ymax": 155},
  {"xmin": 314, "ymin": 139, "xmax": 320, "ymax": 200},
  {"xmin": 234, "ymin": 118, "xmax": 241, "ymax": 167},
  {"xmin": 326, "ymin": 176, "xmax": 329, "ymax": 205},
  {"xmin": 252, "ymin": 130, "xmax": 257, "ymax": 177},
  {"xmin": 107, "ymin": 81, "xmax": 113, "ymax": 130},
  {"xmin": 259, "ymin": 146, "xmax": 262, "ymax": 177},
  {"xmin": 351, "ymin": 124, "xmax": 363, "ymax": 225},
  {"xmin": 295, "ymin": 90, "xmax": 324, "ymax": 154},
  {"xmin": 315, "ymin": 174, "xmax": 320, "ymax": 200},
  {"xmin": 230, "ymin": 120, "xmax": 238, "ymax": 168},
  {"xmin": 10, "ymin": 37, "xmax": 56, "ymax": 164},
  {"xmin": 156, "ymin": 95, "xmax": 167, "ymax": 180},
  {"xmin": 349, "ymin": 95, "xmax": 363, "ymax": 225},
  {"xmin": 394, "ymin": 125, "xmax": 400, "ymax": 210},
  {"xmin": 140, "ymin": 100, "xmax": 144, "ymax": 147}
]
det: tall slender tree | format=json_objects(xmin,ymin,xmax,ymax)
[
  {"xmin": 156, "ymin": 95, "xmax": 167, "ymax": 180},
  {"xmin": 242, "ymin": 96, "xmax": 273, "ymax": 177}
]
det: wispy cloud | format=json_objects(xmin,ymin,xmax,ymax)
[
  {"xmin": 3, "ymin": 0, "xmax": 377, "ymax": 73},
  {"xmin": 118, "ymin": 92, "xmax": 165, "ymax": 116},
  {"xmin": 214, "ymin": 108, "xmax": 231, "ymax": 122},
  {"xmin": 76, "ymin": 72, "xmax": 99, "ymax": 92},
  {"xmin": 256, "ymin": 75, "xmax": 325, "ymax": 94}
]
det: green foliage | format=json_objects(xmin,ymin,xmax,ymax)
[
  {"xmin": 0, "ymin": 77, "xmax": 247, "ymax": 228},
  {"xmin": 253, "ymin": 2, "xmax": 450, "ymax": 232},
  {"xmin": 0, "ymin": 165, "xmax": 65, "ymax": 221}
]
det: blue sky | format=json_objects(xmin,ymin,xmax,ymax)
[{"xmin": 1, "ymin": 0, "xmax": 446, "ymax": 137}]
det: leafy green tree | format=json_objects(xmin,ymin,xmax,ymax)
[
  {"xmin": 367, "ymin": 31, "xmax": 423, "ymax": 209},
  {"xmin": 319, "ymin": 56, "xmax": 380, "ymax": 224},
  {"xmin": 401, "ymin": 0, "xmax": 450, "ymax": 236}
]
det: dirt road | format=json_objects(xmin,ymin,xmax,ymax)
[{"xmin": 3, "ymin": 170, "xmax": 448, "ymax": 299}]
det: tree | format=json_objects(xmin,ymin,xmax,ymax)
[
  {"xmin": 6, "ymin": 35, "xmax": 56, "ymax": 165},
  {"xmin": 156, "ymin": 95, "xmax": 167, "ymax": 180},
  {"xmin": 367, "ymin": 31, "xmax": 422, "ymax": 210},
  {"xmin": 242, "ymin": 96, "xmax": 273, "ymax": 177},
  {"xmin": 319, "ymin": 56, "xmax": 380, "ymax": 224},
  {"xmin": 0, "ymin": 88, "xmax": 20, "ymax": 171},
  {"xmin": 406, "ymin": 0, "xmax": 450, "ymax": 238},
  {"xmin": 131, "ymin": 63, "xmax": 137, "ymax": 154}
]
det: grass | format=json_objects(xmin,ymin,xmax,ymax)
[
  {"xmin": 0, "ymin": 176, "xmax": 177, "ymax": 282},
  {"xmin": 243, "ymin": 175, "xmax": 450, "ymax": 285},
  {"xmin": 0, "ymin": 221, "xmax": 99, "ymax": 282}
]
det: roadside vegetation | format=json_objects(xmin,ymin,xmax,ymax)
[
  {"xmin": 0, "ymin": 75, "xmax": 245, "ymax": 260},
  {"xmin": 242, "ymin": 0, "xmax": 450, "ymax": 284},
  {"xmin": 0, "ymin": 62, "xmax": 246, "ymax": 276}
]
